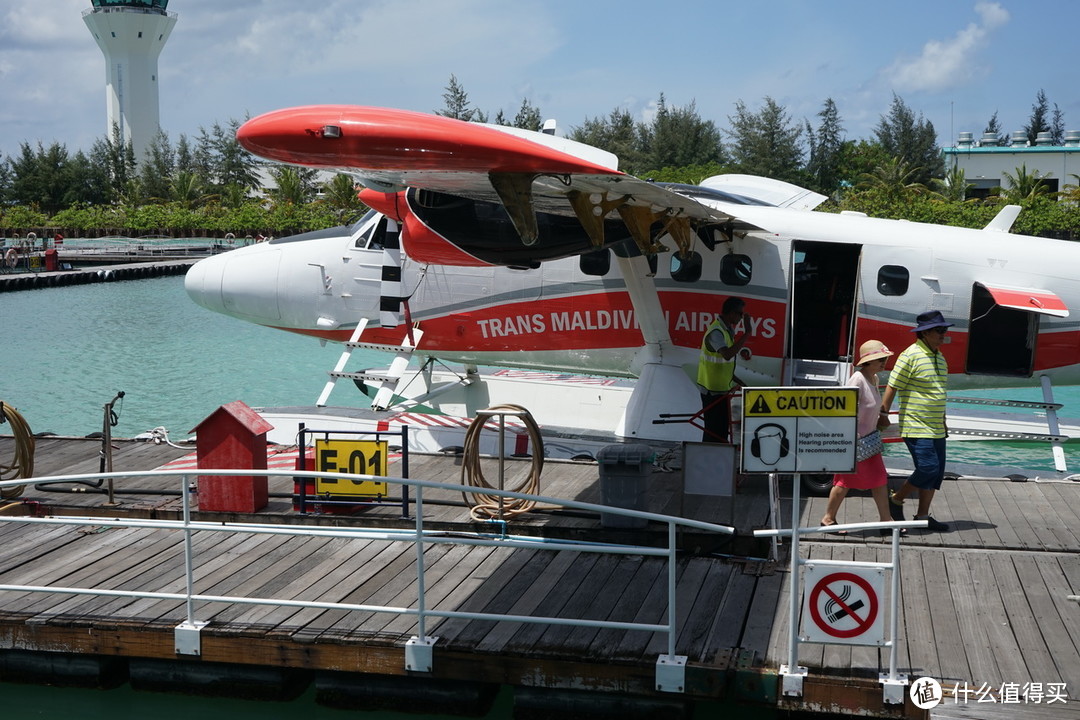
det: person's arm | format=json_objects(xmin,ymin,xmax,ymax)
[
  {"xmin": 716, "ymin": 331, "xmax": 747, "ymax": 360},
  {"xmin": 880, "ymin": 385, "xmax": 896, "ymax": 414}
]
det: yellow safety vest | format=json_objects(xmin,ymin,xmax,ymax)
[{"xmin": 697, "ymin": 318, "xmax": 736, "ymax": 392}]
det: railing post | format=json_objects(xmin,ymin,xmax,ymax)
[
  {"xmin": 655, "ymin": 521, "xmax": 686, "ymax": 693},
  {"xmin": 406, "ymin": 481, "xmax": 437, "ymax": 672},
  {"xmin": 175, "ymin": 473, "xmax": 207, "ymax": 655}
]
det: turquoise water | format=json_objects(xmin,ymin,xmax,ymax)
[
  {"xmin": 2, "ymin": 273, "xmax": 1078, "ymax": 474},
  {"xmin": 1, "ymin": 274, "xmax": 363, "ymax": 440}
]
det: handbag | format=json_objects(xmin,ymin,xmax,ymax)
[{"xmin": 855, "ymin": 430, "xmax": 883, "ymax": 462}]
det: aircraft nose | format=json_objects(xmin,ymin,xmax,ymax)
[
  {"xmin": 185, "ymin": 246, "xmax": 282, "ymax": 324},
  {"xmin": 184, "ymin": 253, "xmax": 225, "ymax": 314}
]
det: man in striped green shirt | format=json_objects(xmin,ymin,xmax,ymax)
[{"xmin": 881, "ymin": 310, "xmax": 952, "ymax": 532}]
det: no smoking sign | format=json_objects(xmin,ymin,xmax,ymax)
[{"xmin": 801, "ymin": 564, "xmax": 886, "ymax": 645}]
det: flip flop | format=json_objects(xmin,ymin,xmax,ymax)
[{"xmin": 822, "ymin": 520, "xmax": 847, "ymax": 535}]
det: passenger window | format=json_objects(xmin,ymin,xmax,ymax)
[
  {"xmin": 720, "ymin": 254, "xmax": 752, "ymax": 285},
  {"xmin": 670, "ymin": 251, "xmax": 702, "ymax": 282},
  {"xmin": 877, "ymin": 265, "xmax": 909, "ymax": 296},
  {"xmin": 579, "ymin": 248, "xmax": 611, "ymax": 276}
]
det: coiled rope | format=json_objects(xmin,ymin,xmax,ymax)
[
  {"xmin": 0, "ymin": 402, "xmax": 34, "ymax": 499},
  {"xmin": 460, "ymin": 404, "xmax": 544, "ymax": 521}
]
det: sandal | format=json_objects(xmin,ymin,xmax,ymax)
[{"xmin": 822, "ymin": 520, "xmax": 847, "ymax": 535}]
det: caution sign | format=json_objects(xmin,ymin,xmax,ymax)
[
  {"xmin": 314, "ymin": 439, "xmax": 389, "ymax": 497},
  {"xmin": 801, "ymin": 564, "xmax": 885, "ymax": 645},
  {"xmin": 740, "ymin": 386, "xmax": 858, "ymax": 474}
]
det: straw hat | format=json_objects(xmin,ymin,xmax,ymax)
[{"xmin": 856, "ymin": 340, "xmax": 893, "ymax": 366}]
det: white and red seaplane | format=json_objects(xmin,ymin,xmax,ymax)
[{"xmin": 184, "ymin": 105, "xmax": 1080, "ymax": 477}]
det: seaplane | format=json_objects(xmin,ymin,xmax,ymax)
[{"xmin": 184, "ymin": 105, "xmax": 1080, "ymax": 486}]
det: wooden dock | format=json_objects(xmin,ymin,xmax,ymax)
[{"xmin": 2, "ymin": 435, "xmax": 1080, "ymax": 718}]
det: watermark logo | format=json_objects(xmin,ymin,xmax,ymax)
[
  {"xmin": 909, "ymin": 676, "xmax": 1068, "ymax": 707},
  {"xmin": 910, "ymin": 676, "xmax": 942, "ymax": 709}
]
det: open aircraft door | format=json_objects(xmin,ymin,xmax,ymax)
[
  {"xmin": 783, "ymin": 240, "xmax": 862, "ymax": 386},
  {"xmin": 966, "ymin": 282, "xmax": 1070, "ymax": 377}
]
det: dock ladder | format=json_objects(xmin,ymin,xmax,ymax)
[{"xmin": 316, "ymin": 321, "xmax": 425, "ymax": 410}]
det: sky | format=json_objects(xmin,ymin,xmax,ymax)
[{"xmin": 1, "ymin": 0, "xmax": 1078, "ymax": 163}]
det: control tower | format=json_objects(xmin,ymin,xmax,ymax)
[{"xmin": 83, "ymin": 0, "xmax": 177, "ymax": 162}]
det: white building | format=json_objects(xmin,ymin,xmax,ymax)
[
  {"xmin": 82, "ymin": 0, "xmax": 177, "ymax": 163},
  {"xmin": 942, "ymin": 129, "xmax": 1080, "ymax": 199}
]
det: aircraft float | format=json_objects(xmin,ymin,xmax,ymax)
[{"xmin": 184, "ymin": 105, "xmax": 1080, "ymax": 474}]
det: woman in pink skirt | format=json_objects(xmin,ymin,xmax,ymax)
[{"xmin": 821, "ymin": 340, "xmax": 895, "ymax": 535}]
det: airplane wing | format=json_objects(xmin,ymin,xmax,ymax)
[{"xmin": 237, "ymin": 105, "xmax": 761, "ymax": 257}]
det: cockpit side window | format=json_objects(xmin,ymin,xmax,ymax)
[
  {"xmin": 877, "ymin": 265, "xmax": 909, "ymax": 296},
  {"xmin": 351, "ymin": 211, "xmax": 385, "ymax": 249}
]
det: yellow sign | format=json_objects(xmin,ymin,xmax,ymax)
[
  {"xmin": 314, "ymin": 439, "xmax": 388, "ymax": 497},
  {"xmin": 743, "ymin": 387, "xmax": 858, "ymax": 418}
]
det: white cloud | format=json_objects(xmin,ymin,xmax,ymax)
[{"xmin": 885, "ymin": 1, "xmax": 1009, "ymax": 93}]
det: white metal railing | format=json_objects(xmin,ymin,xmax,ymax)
[
  {"xmin": 0, "ymin": 467, "xmax": 733, "ymax": 692},
  {"xmin": 754, "ymin": 472, "xmax": 927, "ymax": 706}
]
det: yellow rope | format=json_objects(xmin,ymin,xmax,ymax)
[
  {"xmin": 0, "ymin": 402, "xmax": 34, "ymax": 499},
  {"xmin": 460, "ymin": 404, "xmax": 544, "ymax": 521}
]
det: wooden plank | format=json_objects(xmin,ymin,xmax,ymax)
[
  {"xmin": 498, "ymin": 552, "xmax": 601, "ymax": 655},
  {"xmin": 700, "ymin": 562, "xmax": 759, "ymax": 662},
  {"xmin": 249, "ymin": 539, "xmax": 407, "ymax": 634},
  {"xmin": 311, "ymin": 541, "xmax": 455, "ymax": 641},
  {"xmin": 527, "ymin": 553, "xmax": 623, "ymax": 658},
  {"xmin": 606, "ymin": 558, "xmax": 686, "ymax": 662},
  {"xmin": 953, "ymin": 479, "xmax": 1002, "ymax": 547},
  {"xmin": 555, "ymin": 554, "xmax": 646, "ymax": 657},
  {"xmin": 920, "ymin": 550, "xmax": 970, "ymax": 684},
  {"xmin": 673, "ymin": 559, "xmax": 735, "ymax": 662},
  {"xmin": 987, "ymin": 555, "xmax": 1064, "ymax": 687},
  {"xmin": 434, "ymin": 547, "xmax": 557, "ymax": 647},
  {"xmin": 965, "ymin": 552, "xmax": 1035, "ymax": 683},
  {"xmin": 978, "ymin": 481, "xmax": 1026, "ymax": 550},
  {"xmin": 1017, "ymin": 556, "xmax": 1080, "ymax": 693},
  {"xmin": 947, "ymin": 552, "xmax": 1001, "ymax": 686},
  {"xmin": 379, "ymin": 543, "xmax": 499, "ymax": 638},
  {"xmin": 899, "ymin": 545, "xmax": 937, "ymax": 680},
  {"xmin": 584, "ymin": 556, "xmax": 665, "ymax": 659}
]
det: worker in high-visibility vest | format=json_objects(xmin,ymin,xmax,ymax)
[{"xmin": 696, "ymin": 296, "xmax": 748, "ymax": 442}]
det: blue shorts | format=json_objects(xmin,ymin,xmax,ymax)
[{"xmin": 903, "ymin": 437, "xmax": 947, "ymax": 490}]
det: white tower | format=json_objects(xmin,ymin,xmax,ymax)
[{"xmin": 83, "ymin": 0, "xmax": 177, "ymax": 163}]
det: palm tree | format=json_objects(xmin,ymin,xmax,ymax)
[
  {"xmin": 169, "ymin": 170, "xmax": 207, "ymax": 210},
  {"xmin": 322, "ymin": 173, "xmax": 364, "ymax": 222},
  {"xmin": 1000, "ymin": 163, "xmax": 1051, "ymax": 203},
  {"xmin": 930, "ymin": 165, "xmax": 971, "ymax": 202},
  {"xmin": 267, "ymin": 166, "xmax": 316, "ymax": 207},
  {"xmin": 855, "ymin": 156, "xmax": 926, "ymax": 201}
]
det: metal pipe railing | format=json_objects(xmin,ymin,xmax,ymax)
[{"xmin": 0, "ymin": 467, "xmax": 734, "ymax": 668}]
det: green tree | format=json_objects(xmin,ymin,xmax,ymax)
[
  {"xmin": 984, "ymin": 111, "xmax": 1007, "ymax": 146},
  {"xmin": 1023, "ymin": 89, "xmax": 1051, "ymax": 146},
  {"xmin": 805, "ymin": 98, "xmax": 845, "ymax": 195},
  {"xmin": 569, "ymin": 107, "xmax": 646, "ymax": 172},
  {"xmin": 644, "ymin": 95, "xmax": 724, "ymax": 171},
  {"xmin": 169, "ymin": 170, "xmax": 208, "ymax": 210},
  {"xmin": 9, "ymin": 141, "xmax": 73, "ymax": 212},
  {"xmin": 854, "ymin": 156, "xmax": 926, "ymax": 203},
  {"xmin": 436, "ymin": 74, "xmax": 477, "ymax": 122},
  {"xmin": 511, "ymin": 98, "xmax": 543, "ymax": 131},
  {"xmin": 725, "ymin": 96, "xmax": 803, "ymax": 183},
  {"xmin": 874, "ymin": 94, "xmax": 942, "ymax": 184},
  {"xmin": 139, "ymin": 130, "xmax": 175, "ymax": 203},
  {"xmin": 999, "ymin": 163, "xmax": 1053, "ymax": 203},
  {"xmin": 322, "ymin": 173, "xmax": 364, "ymax": 222},
  {"xmin": 930, "ymin": 164, "xmax": 971, "ymax": 202},
  {"xmin": 267, "ymin": 165, "xmax": 318, "ymax": 206}
]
